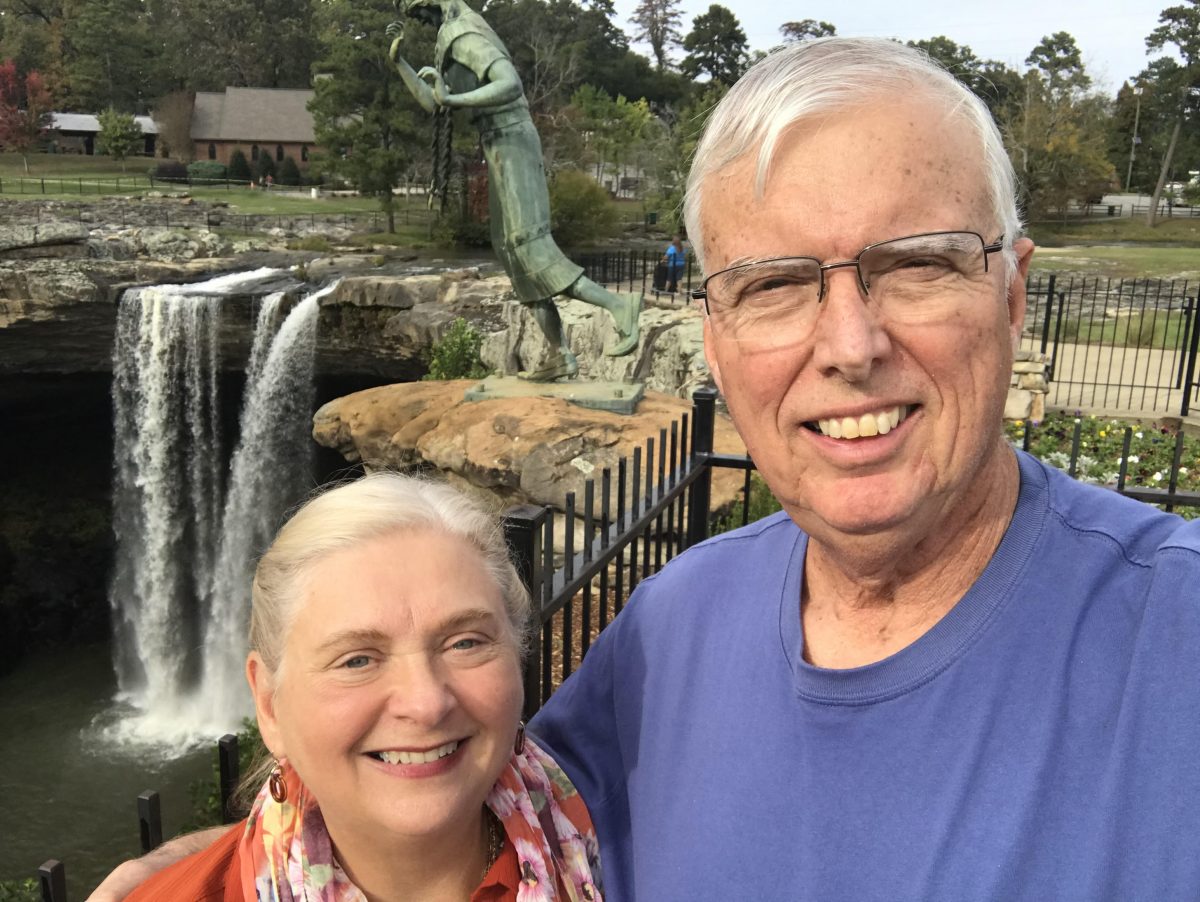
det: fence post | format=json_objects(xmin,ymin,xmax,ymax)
[
  {"xmin": 504, "ymin": 505, "xmax": 547, "ymax": 721},
  {"xmin": 1181, "ymin": 297, "xmax": 1200, "ymax": 417},
  {"xmin": 218, "ymin": 733, "xmax": 239, "ymax": 823},
  {"xmin": 137, "ymin": 790, "xmax": 163, "ymax": 852},
  {"xmin": 1176, "ymin": 298, "xmax": 1194, "ymax": 389},
  {"xmin": 1039, "ymin": 280, "xmax": 1055, "ymax": 356},
  {"xmin": 686, "ymin": 387, "xmax": 718, "ymax": 549},
  {"xmin": 38, "ymin": 860, "xmax": 66, "ymax": 902}
]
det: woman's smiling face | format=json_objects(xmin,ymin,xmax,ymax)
[{"xmin": 249, "ymin": 526, "xmax": 523, "ymax": 849}]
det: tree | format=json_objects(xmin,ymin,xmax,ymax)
[
  {"xmin": 148, "ymin": 0, "xmax": 318, "ymax": 91},
  {"xmin": 629, "ymin": 0, "xmax": 683, "ymax": 71},
  {"xmin": 254, "ymin": 152, "xmax": 276, "ymax": 183},
  {"xmin": 1144, "ymin": 1, "xmax": 1200, "ymax": 225},
  {"xmin": 228, "ymin": 148, "xmax": 251, "ymax": 183},
  {"xmin": 908, "ymin": 37, "xmax": 1021, "ymax": 119},
  {"xmin": 681, "ymin": 4, "xmax": 748, "ymax": 86},
  {"xmin": 780, "ymin": 19, "xmax": 835, "ymax": 42},
  {"xmin": 59, "ymin": 0, "xmax": 158, "ymax": 110},
  {"xmin": 308, "ymin": 0, "xmax": 423, "ymax": 232},
  {"xmin": 278, "ymin": 155, "xmax": 301, "ymax": 186},
  {"xmin": 95, "ymin": 107, "xmax": 142, "ymax": 170},
  {"xmin": 0, "ymin": 58, "xmax": 50, "ymax": 172},
  {"xmin": 151, "ymin": 90, "xmax": 195, "ymax": 161},
  {"xmin": 999, "ymin": 34, "xmax": 1114, "ymax": 219}
]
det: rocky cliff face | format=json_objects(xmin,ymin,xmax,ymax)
[{"xmin": 0, "ymin": 227, "xmax": 713, "ymax": 396}]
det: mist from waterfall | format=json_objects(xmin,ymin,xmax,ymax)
[{"xmin": 105, "ymin": 270, "xmax": 333, "ymax": 750}]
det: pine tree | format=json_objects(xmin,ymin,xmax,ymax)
[
  {"xmin": 628, "ymin": 0, "xmax": 683, "ymax": 71},
  {"xmin": 680, "ymin": 4, "xmax": 748, "ymax": 87},
  {"xmin": 308, "ymin": 0, "xmax": 424, "ymax": 233},
  {"xmin": 228, "ymin": 148, "xmax": 252, "ymax": 183},
  {"xmin": 278, "ymin": 156, "xmax": 302, "ymax": 186}
]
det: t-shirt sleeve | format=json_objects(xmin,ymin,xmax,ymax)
[{"xmin": 529, "ymin": 616, "xmax": 627, "ymax": 807}]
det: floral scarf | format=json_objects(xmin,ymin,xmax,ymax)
[{"xmin": 237, "ymin": 737, "xmax": 603, "ymax": 902}]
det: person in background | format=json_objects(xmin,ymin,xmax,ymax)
[
  {"xmin": 664, "ymin": 235, "xmax": 686, "ymax": 293},
  {"xmin": 113, "ymin": 474, "xmax": 601, "ymax": 902}
]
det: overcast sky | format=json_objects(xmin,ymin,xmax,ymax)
[{"xmin": 609, "ymin": 0, "xmax": 1177, "ymax": 92}]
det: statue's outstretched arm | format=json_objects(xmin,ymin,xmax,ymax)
[{"xmin": 389, "ymin": 34, "xmax": 438, "ymax": 114}]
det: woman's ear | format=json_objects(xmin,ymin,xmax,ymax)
[{"xmin": 247, "ymin": 652, "xmax": 285, "ymax": 758}]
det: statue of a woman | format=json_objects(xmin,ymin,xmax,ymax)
[{"xmin": 390, "ymin": 0, "xmax": 642, "ymax": 381}]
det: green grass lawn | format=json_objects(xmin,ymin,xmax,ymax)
[
  {"xmin": 1028, "ymin": 215, "xmax": 1200, "ymax": 247},
  {"xmin": 1055, "ymin": 309, "xmax": 1188, "ymax": 349},
  {"xmin": 1029, "ymin": 245, "xmax": 1200, "ymax": 280}
]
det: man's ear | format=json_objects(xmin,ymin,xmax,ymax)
[
  {"xmin": 702, "ymin": 317, "xmax": 725, "ymax": 395},
  {"xmin": 1007, "ymin": 238, "xmax": 1036, "ymax": 348},
  {"xmin": 247, "ymin": 652, "xmax": 285, "ymax": 759}
]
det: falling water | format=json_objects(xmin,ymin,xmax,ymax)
[{"xmin": 105, "ymin": 269, "xmax": 333, "ymax": 749}]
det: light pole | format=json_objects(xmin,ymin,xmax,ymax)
[{"xmin": 1125, "ymin": 86, "xmax": 1143, "ymax": 193}]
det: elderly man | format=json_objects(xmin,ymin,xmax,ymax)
[
  {"xmin": 530, "ymin": 37, "xmax": 1200, "ymax": 900},
  {"xmin": 89, "ymin": 37, "xmax": 1200, "ymax": 902}
]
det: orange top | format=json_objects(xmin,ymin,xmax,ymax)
[{"xmin": 125, "ymin": 822, "xmax": 522, "ymax": 902}]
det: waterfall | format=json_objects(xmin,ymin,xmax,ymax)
[{"xmin": 105, "ymin": 269, "xmax": 332, "ymax": 749}]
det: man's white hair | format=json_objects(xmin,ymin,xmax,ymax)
[{"xmin": 682, "ymin": 37, "xmax": 1022, "ymax": 277}]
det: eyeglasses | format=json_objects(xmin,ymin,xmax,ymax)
[{"xmin": 692, "ymin": 231, "xmax": 1005, "ymax": 349}]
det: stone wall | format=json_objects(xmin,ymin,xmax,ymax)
[{"xmin": 1006, "ymin": 349, "xmax": 1051, "ymax": 422}]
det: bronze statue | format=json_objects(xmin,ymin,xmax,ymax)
[{"xmin": 389, "ymin": 0, "xmax": 642, "ymax": 381}]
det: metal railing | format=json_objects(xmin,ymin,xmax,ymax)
[{"xmin": 1021, "ymin": 273, "xmax": 1200, "ymax": 416}]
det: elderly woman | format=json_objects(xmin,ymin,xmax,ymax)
[{"xmin": 124, "ymin": 474, "xmax": 601, "ymax": 902}]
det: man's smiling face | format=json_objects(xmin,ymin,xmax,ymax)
[{"xmin": 700, "ymin": 94, "xmax": 1034, "ymax": 547}]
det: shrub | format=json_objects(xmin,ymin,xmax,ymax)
[
  {"xmin": 151, "ymin": 159, "xmax": 188, "ymax": 183},
  {"xmin": 186, "ymin": 719, "xmax": 267, "ymax": 828},
  {"xmin": 548, "ymin": 168, "xmax": 617, "ymax": 246},
  {"xmin": 187, "ymin": 160, "xmax": 227, "ymax": 183},
  {"xmin": 288, "ymin": 235, "xmax": 332, "ymax": 252},
  {"xmin": 254, "ymin": 153, "xmax": 276, "ymax": 183},
  {"xmin": 278, "ymin": 156, "xmax": 302, "ymax": 186},
  {"xmin": 0, "ymin": 878, "xmax": 38, "ymax": 902},
  {"xmin": 432, "ymin": 213, "xmax": 491, "ymax": 248},
  {"xmin": 228, "ymin": 149, "xmax": 252, "ymax": 183},
  {"xmin": 423, "ymin": 317, "xmax": 489, "ymax": 380}
]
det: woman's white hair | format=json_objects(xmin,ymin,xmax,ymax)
[
  {"xmin": 682, "ymin": 37, "xmax": 1022, "ymax": 277},
  {"xmin": 250, "ymin": 472, "xmax": 534, "ymax": 676}
]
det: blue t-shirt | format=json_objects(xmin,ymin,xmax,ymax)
[
  {"xmin": 531, "ymin": 452, "xmax": 1200, "ymax": 901},
  {"xmin": 665, "ymin": 244, "xmax": 685, "ymax": 271}
]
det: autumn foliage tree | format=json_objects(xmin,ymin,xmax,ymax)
[{"xmin": 0, "ymin": 59, "xmax": 51, "ymax": 172}]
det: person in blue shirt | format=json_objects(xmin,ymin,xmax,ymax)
[
  {"xmin": 530, "ymin": 35, "xmax": 1200, "ymax": 901},
  {"xmin": 663, "ymin": 234, "xmax": 686, "ymax": 293}
]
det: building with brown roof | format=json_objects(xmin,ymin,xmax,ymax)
[{"xmin": 191, "ymin": 87, "xmax": 317, "ymax": 169}]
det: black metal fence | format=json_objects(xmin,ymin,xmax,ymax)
[
  {"xmin": 1022, "ymin": 273, "xmax": 1200, "ymax": 416},
  {"xmin": 1060, "ymin": 202, "xmax": 1200, "ymax": 220},
  {"xmin": 23, "ymin": 389, "xmax": 1199, "ymax": 900}
]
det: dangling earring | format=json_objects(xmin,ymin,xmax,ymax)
[
  {"xmin": 514, "ymin": 721, "xmax": 526, "ymax": 755},
  {"xmin": 269, "ymin": 761, "xmax": 288, "ymax": 803}
]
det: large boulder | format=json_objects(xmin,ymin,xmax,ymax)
[
  {"xmin": 312, "ymin": 380, "xmax": 748, "ymax": 516},
  {"xmin": 0, "ymin": 222, "xmax": 90, "ymax": 259},
  {"xmin": 481, "ymin": 296, "xmax": 710, "ymax": 399}
]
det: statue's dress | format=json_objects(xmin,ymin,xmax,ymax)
[{"xmin": 436, "ymin": 12, "xmax": 584, "ymax": 304}]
